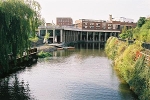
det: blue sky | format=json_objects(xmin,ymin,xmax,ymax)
[{"xmin": 35, "ymin": 0, "xmax": 150, "ymax": 23}]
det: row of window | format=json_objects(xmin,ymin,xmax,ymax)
[
  {"xmin": 57, "ymin": 20, "xmax": 72, "ymax": 22},
  {"xmin": 58, "ymin": 23, "xmax": 71, "ymax": 25},
  {"xmin": 83, "ymin": 23, "xmax": 112, "ymax": 26},
  {"xmin": 83, "ymin": 22, "xmax": 101, "ymax": 26},
  {"xmin": 83, "ymin": 26, "xmax": 113, "ymax": 29}
]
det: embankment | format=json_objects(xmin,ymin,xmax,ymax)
[{"xmin": 105, "ymin": 37, "xmax": 150, "ymax": 100}]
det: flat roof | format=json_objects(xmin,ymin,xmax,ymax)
[{"xmin": 38, "ymin": 26, "xmax": 120, "ymax": 33}]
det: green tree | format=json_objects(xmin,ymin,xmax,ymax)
[
  {"xmin": 0, "ymin": 0, "xmax": 41, "ymax": 72},
  {"xmin": 137, "ymin": 17, "xmax": 146, "ymax": 28},
  {"xmin": 43, "ymin": 33, "xmax": 50, "ymax": 44},
  {"xmin": 139, "ymin": 20, "xmax": 150, "ymax": 42}
]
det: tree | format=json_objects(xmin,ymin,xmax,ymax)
[
  {"xmin": 43, "ymin": 33, "xmax": 50, "ymax": 44},
  {"xmin": 137, "ymin": 17, "xmax": 146, "ymax": 28},
  {"xmin": 0, "ymin": 0, "xmax": 41, "ymax": 72},
  {"xmin": 139, "ymin": 20, "xmax": 150, "ymax": 42}
]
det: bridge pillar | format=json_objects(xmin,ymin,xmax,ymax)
[
  {"xmin": 77, "ymin": 31, "xmax": 78, "ymax": 41},
  {"xmin": 70, "ymin": 31, "xmax": 72, "ymax": 42},
  {"xmin": 60, "ymin": 29, "xmax": 63, "ymax": 42},
  {"xmin": 71, "ymin": 31, "xmax": 74, "ymax": 42},
  {"xmin": 98, "ymin": 43, "xmax": 101, "ymax": 49},
  {"xmin": 93, "ymin": 43, "xmax": 94, "ymax": 49},
  {"xmin": 87, "ymin": 32, "xmax": 88, "ymax": 42},
  {"xmin": 105, "ymin": 32, "xmax": 107, "ymax": 41},
  {"xmin": 69, "ymin": 31, "xmax": 71, "ymax": 42},
  {"xmin": 70, "ymin": 31, "xmax": 71, "ymax": 42},
  {"xmin": 66, "ymin": 31, "xmax": 68, "ymax": 42},
  {"xmin": 99, "ymin": 32, "xmax": 101, "ymax": 42},
  {"xmin": 76, "ymin": 31, "xmax": 78, "ymax": 41},
  {"xmin": 86, "ymin": 43, "xmax": 88, "ymax": 49},
  {"xmin": 110, "ymin": 32, "xmax": 112, "ymax": 37},
  {"xmin": 46, "ymin": 29, "xmax": 48, "ymax": 34},
  {"xmin": 80, "ymin": 32, "xmax": 82, "ymax": 41},
  {"xmin": 53, "ymin": 29, "xmax": 55, "ymax": 43},
  {"xmin": 74, "ymin": 31, "xmax": 75, "ymax": 41},
  {"xmin": 72, "ymin": 31, "xmax": 74, "ymax": 41},
  {"xmin": 93, "ymin": 32, "xmax": 95, "ymax": 42},
  {"xmin": 114, "ymin": 32, "xmax": 116, "ymax": 37},
  {"xmin": 116, "ymin": 32, "xmax": 118, "ymax": 37}
]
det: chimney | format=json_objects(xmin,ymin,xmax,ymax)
[{"xmin": 109, "ymin": 14, "xmax": 112, "ymax": 22}]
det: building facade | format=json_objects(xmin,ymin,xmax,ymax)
[
  {"xmin": 56, "ymin": 17, "xmax": 73, "ymax": 26},
  {"xmin": 38, "ymin": 15, "xmax": 136, "ymax": 44},
  {"xmin": 75, "ymin": 15, "xmax": 136, "ymax": 31}
]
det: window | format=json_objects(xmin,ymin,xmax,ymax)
[
  {"xmin": 108, "ymin": 27, "xmax": 112, "ymax": 29},
  {"xmin": 85, "ymin": 26, "xmax": 88, "ymax": 28},
  {"xmin": 90, "ymin": 26, "xmax": 94, "ymax": 29},
  {"xmin": 108, "ymin": 24, "xmax": 112, "ymax": 26},
  {"xmin": 90, "ymin": 23, "xmax": 94, "ymax": 25},
  {"xmin": 96, "ymin": 23, "xmax": 100, "ymax": 26},
  {"xmin": 103, "ymin": 27, "xmax": 106, "ymax": 29},
  {"xmin": 83, "ymin": 22, "xmax": 88, "ymax": 25}
]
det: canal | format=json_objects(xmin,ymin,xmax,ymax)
[{"xmin": 0, "ymin": 44, "xmax": 137, "ymax": 100}]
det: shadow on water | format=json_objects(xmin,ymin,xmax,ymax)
[
  {"xmin": 0, "ymin": 74, "xmax": 35, "ymax": 100},
  {"xmin": 0, "ymin": 59, "xmax": 37, "ymax": 79}
]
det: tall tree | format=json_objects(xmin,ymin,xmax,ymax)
[
  {"xmin": 137, "ymin": 17, "xmax": 146, "ymax": 28},
  {"xmin": 0, "ymin": 0, "xmax": 41, "ymax": 72}
]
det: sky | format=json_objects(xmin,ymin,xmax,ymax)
[{"xmin": 35, "ymin": 0, "xmax": 150, "ymax": 24}]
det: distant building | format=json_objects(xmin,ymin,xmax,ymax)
[
  {"xmin": 75, "ymin": 15, "xmax": 136, "ymax": 31},
  {"xmin": 56, "ymin": 17, "xmax": 73, "ymax": 26},
  {"xmin": 112, "ymin": 17, "xmax": 134, "ymax": 23}
]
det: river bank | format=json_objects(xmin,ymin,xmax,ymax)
[
  {"xmin": 105, "ymin": 37, "xmax": 150, "ymax": 100},
  {"xmin": 36, "ymin": 44, "xmax": 57, "ymax": 52}
]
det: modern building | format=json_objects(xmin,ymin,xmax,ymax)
[
  {"xmin": 56, "ymin": 17, "xmax": 73, "ymax": 26},
  {"xmin": 38, "ymin": 15, "xmax": 136, "ymax": 44}
]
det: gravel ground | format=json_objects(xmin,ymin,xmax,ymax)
[{"xmin": 36, "ymin": 45, "xmax": 57, "ymax": 52}]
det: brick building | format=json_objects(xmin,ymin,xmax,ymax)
[
  {"xmin": 56, "ymin": 17, "xmax": 73, "ymax": 26},
  {"xmin": 75, "ymin": 15, "xmax": 136, "ymax": 31}
]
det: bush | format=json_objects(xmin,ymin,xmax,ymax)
[
  {"xmin": 37, "ymin": 51, "xmax": 52, "ymax": 58},
  {"xmin": 105, "ymin": 37, "xmax": 150, "ymax": 99}
]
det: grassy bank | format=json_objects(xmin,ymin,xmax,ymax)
[{"xmin": 105, "ymin": 37, "xmax": 150, "ymax": 99}]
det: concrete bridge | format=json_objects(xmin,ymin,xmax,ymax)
[{"xmin": 38, "ymin": 26, "xmax": 120, "ymax": 43}]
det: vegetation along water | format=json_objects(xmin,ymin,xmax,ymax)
[{"xmin": 105, "ymin": 17, "xmax": 150, "ymax": 100}]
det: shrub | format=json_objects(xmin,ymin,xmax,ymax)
[{"xmin": 37, "ymin": 51, "xmax": 52, "ymax": 58}]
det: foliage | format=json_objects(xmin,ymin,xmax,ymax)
[
  {"xmin": 0, "ymin": 0, "xmax": 41, "ymax": 72},
  {"xmin": 132, "ymin": 27, "xmax": 140, "ymax": 39},
  {"xmin": 29, "ymin": 36, "xmax": 39, "ymax": 43},
  {"xmin": 119, "ymin": 18, "xmax": 150, "ymax": 43},
  {"xmin": 43, "ymin": 32, "xmax": 50, "ymax": 44},
  {"xmin": 119, "ymin": 26, "xmax": 133, "ymax": 40},
  {"xmin": 137, "ymin": 17, "xmax": 146, "ymax": 28},
  {"xmin": 105, "ymin": 37, "xmax": 118, "ymax": 60},
  {"xmin": 128, "ymin": 55, "xmax": 150, "ymax": 100},
  {"xmin": 138, "ymin": 20, "xmax": 150, "ymax": 43},
  {"xmin": 37, "ymin": 51, "xmax": 52, "ymax": 58},
  {"xmin": 105, "ymin": 37, "xmax": 150, "ymax": 99}
]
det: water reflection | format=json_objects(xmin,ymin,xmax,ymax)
[
  {"xmin": 0, "ymin": 43, "xmax": 138, "ymax": 100},
  {"xmin": 0, "ymin": 74, "xmax": 35, "ymax": 100},
  {"xmin": 76, "ymin": 42, "xmax": 105, "ymax": 49}
]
